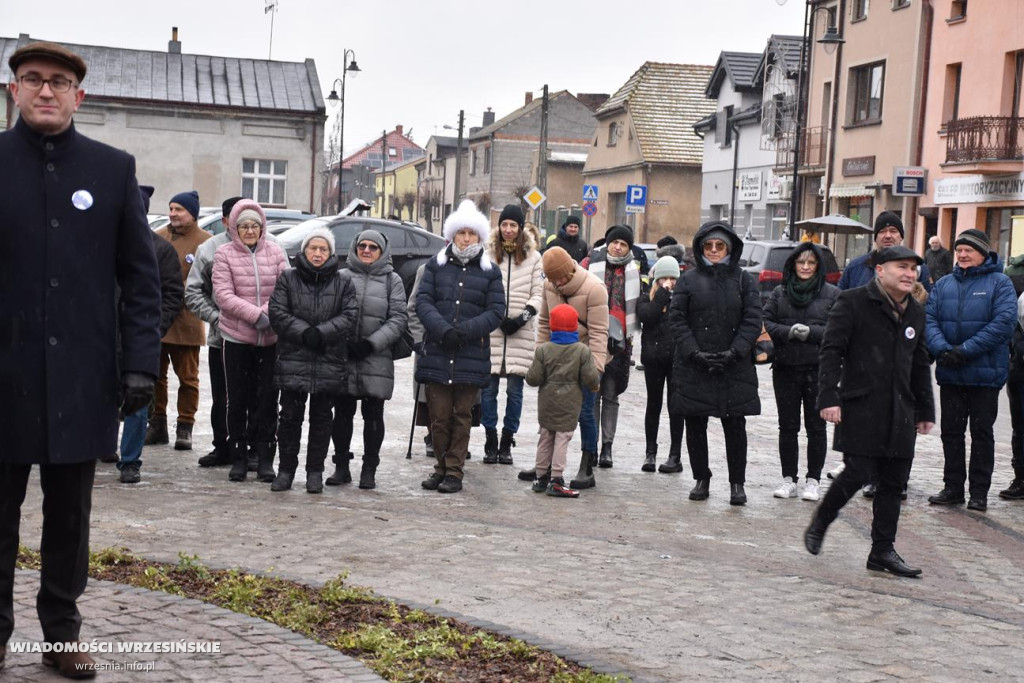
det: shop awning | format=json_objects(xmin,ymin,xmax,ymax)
[{"xmin": 828, "ymin": 183, "xmax": 875, "ymax": 198}]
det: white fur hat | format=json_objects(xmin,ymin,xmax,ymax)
[
  {"xmin": 301, "ymin": 226, "xmax": 336, "ymax": 255},
  {"xmin": 437, "ymin": 199, "xmax": 492, "ymax": 269}
]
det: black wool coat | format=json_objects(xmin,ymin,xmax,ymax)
[
  {"xmin": 637, "ymin": 284, "xmax": 675, "ymax": 366},
  {"xmin": 152, "ymin": 233, "xmax": 184, "ymax": 337},
  {"xmin": 269, "ymin": 253, "xmax": 359, "ymax": 395},
  {"xmin": 667, "ymin": 223, "xmax": 762, "ymax": 418},
  {"xmin": 0, "ymin": 118, "xmax": 162, "ymax": 464},
  {"xmin": 415, "ymin": 245, "xmax": 505, "ymax": 387},
  {"xmin": 762, "ymin": 243, "xmax": 840, "ymax": 368},
  {"xmin": 817, "ymin": 278, "xmax": 935, "ymax": 459}
]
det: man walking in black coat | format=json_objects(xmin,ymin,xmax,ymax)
[
  {"xmin": 0, "ymin": 42, "xmax": 161, "ymax": 676},
  {"xmin": 804, "ymin": 246, "xmax": 935, "ymax": 578}
]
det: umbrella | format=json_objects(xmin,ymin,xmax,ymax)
[{"xmin": 796, "ymin": 214, "xmax": 873, "ymax": 235}]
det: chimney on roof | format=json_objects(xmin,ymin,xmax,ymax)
[
  {"xmin": 525, "ymin": 92, "xmax": 533, "ymax": 105},
  {"xmin": 169, "ymin": 27, "xmax": 181, "ymax": 54},
  {"xmin": 395, "ymin": 125, "xmax": 403, "ymax": 136},
  {"xmin": 482, "ymin": 108, "xmax": 495, "ymax": 127}
]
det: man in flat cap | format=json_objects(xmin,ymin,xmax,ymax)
[
  {"xmin": 0, "ymin": 41, "xmax": 161, "ymax": 677},
  {"xmin": 804, "ymin": 246, "xmax": 934, "ymax": 578}
]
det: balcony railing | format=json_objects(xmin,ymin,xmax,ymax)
[
  {"xmin": 945, "ymin": 116, "xmax": 1024, "ymax": 164},
  {"xmin": 775, "ymin": 126, "xmax": 829, "ymax": 171}
]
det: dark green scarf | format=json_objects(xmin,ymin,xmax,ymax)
[{"xmin": 785, "ymin": 271, "xmax": 824, "ymax": 307}]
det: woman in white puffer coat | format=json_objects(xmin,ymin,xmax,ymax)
[{"xmin": 481, "ymin": 204, "xmax": 544, "ymax": 465}]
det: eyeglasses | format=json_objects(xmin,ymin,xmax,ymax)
[
  {"xmin": 795, "ymin": 259, "xmax": 818, "ymax": 267},
  {"xmin": 237, "ymin": 223, "xmax": 261, "ymax": 233},
  {"xmin": 17, "ymin": 74, "xmax": 76, "ymax": 93},
  {"xmin": 356, "ymin": 242, "xmax": 381, "ymax": 252},
  {"xmin": 703, "ymin": 240, "xmax": 728, "ymax": 253}
]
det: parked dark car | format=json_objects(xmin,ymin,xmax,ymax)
[
  {"xmin": 200, "ymin": 208, "xmax": 317, "ymax": 236},
  {"xmin": 739, "ymin": 240, "xmax": 841, "ymax": 304},
  {"xmin": 275, "ymin": 216, "xmax": 447, "ymax": 295}
]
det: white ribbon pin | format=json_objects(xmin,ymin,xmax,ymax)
[{"xmin": 71, "ymin": 190, "xmax": 94, "ymax": 211}]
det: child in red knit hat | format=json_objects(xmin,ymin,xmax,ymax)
[{"xmin": 525, "ymin": 304, "xmax": 600, "ymax": 497}]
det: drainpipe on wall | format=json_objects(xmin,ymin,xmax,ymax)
[
  {"xmin": 908, "ymin": 0, "xmax": 934, "ymax": 251},
  {"xmin": 729, "ymin": 120, "xmax": 741, "ymax": 228},
  {"xmin": 823, "ymin": 0, "xmax": 846, "ymax": 218},
  {"xmin": 309, "ymin": 119, "xmax": 318, "ymax": 212},
  {"xmin": 642, "ymin": 163, "xmax": 651, "ymax": 241}
]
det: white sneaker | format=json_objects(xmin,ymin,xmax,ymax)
[
  {"xmin": 773, "ymin": 477, "xmax": 797, "ymax": 498},
  {"xmin": 826, "ymin": 462, "xmax": 845, "ymax": 480},
  {"xmin": 802, "ymin": 478, "xmax": 820, "ymax": 501}
]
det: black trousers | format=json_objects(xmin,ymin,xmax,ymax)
[
  {"xmin": 685, "ymin": 415, "xmax": 747, "ymax": 484},
  {"xmin": 278, "ymin": 390, "xmax": 335, "ymax": 473},
  {"xmin": 208, "ymin": 345, "xmax": 229, "ymax": 450},
  {"xmin": 1007, "ymin": 380, "xmax": 1024, "ymax": 476},
  {"xmin": 223, "ymin": 341, "xmax": 278, "ymax": 447},
  {"xmin": 940, "ymin": 385, "xmax": 1000, "ymax": 498},
  {"xmin": 332, "ymin": 395, "xmax": 386, "ymax": 465},
  {"xmin": 815, "ymin": 453, "xmax": 912, "ymax": 553},
  {"xmin": 0, "ymin": 461, "xmax": 95, "ymax": 644},
  {"xmin": 773, "ymin": 365, "xmax": 827, "ymax": 481},
  {"xmin": 643, "ymin": 358, "xmax": 683, "ymax": 455}
]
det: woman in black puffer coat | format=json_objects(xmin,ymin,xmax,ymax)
[
  {"xmin": 763, "ymin": 242, "xmax": 839, "ymax": 503},
  {"xmin": 667, "ymin": 221, "xmax": 762, "ymax": 505},
  {"xmin": 637, "ymin": 255, "xmax": 685, "ymax": 474},
  {"xmin": 415, "ymin": 200, "xmax": 505, "ymax": 494},
  {"xmin": 329, "ymin": 229, "xmax": 408, "ymax": 491},
  {"xmin": 268, "ymin": 228, "xmax": 358, "ymax": 493}
]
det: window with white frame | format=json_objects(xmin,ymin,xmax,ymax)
[
  {"xmin": 852, "ymin": 0, "xmax": 868, "ymax": 21},
  {"xmin": 242, "ymin": 159, "xmax": 287, "ymax": 205}
]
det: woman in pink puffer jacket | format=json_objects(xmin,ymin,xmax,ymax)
[{"xmin": 212, "ymin": 199, "xmax": 288, "ymax": 483}]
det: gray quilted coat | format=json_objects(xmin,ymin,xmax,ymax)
[{"xmin": 343, "ymin": 235, "xmax": 409, "ymax": 400}]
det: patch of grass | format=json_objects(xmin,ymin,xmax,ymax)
[{"xmin": 15, "ymin": 546, "xmax": 630, "ymax": 683}]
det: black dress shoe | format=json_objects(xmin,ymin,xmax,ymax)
[
  {"xmin": 967, "ymin": 497, "xmax": 987, "ymax": 511},
  {"xmin": 689, "ymin": 479, "xmax": 710, "ymax": 501},
  {"xmin": 866, "ymin": 548, "xmax": 922, "ymax": 577},
  {"xmin": 729, "ymin": 483, "xmax": 747, "ymax": 506},
  {"xmin": 998, "ymin": 479, "xmax": 1024, "ymax": 500},
  {"xmin": 804, "ymin": 516, "xmax": 828, "ymax": 555},
  {"xmin": 861, "ymin": 483, "xmax": 876, "ymax": 499},
  {"xmin": 928, "ymin": 487, "xmax": 965, "ymax": 505}
]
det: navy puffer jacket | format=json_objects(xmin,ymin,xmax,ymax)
[
  {"xmin": 269, "ymin": 254, "xmax": 359, "ymax": 394},
  {"xmin": 925, "ymin": 253, "xmax": 1017, "ymax": 388},
  {"xmin": 415, "ymin": 245, "xmax": 505, "ymax": 387}
]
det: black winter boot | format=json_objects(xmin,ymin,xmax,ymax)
[
  {"xmin": 730, "ymin": 483, "xmax": 747, "ymax": 506},
  {"xmin": 642, "ymin": 446, "xmax": 657, "ymax": 472},
  {"xmin": 689, "ymin": 479, "xmax": 710, "ymax": 500},
  {"xmin": 228, "ymin": 440, "xmax": 248, "ymax": 482},
  {"xmin": 326, "ymin": 452, "xmax": 353, "ymax": 486},
  {"xmin": 271, "ymin": 470, "xmax": 295, "ymax": 492},
  {"xmin": 359, "ymin": 456, "xmax": 379, "ymax": 490},
  {"xmin": 144, "ymin": 416, "xmax": 168, "ymax": 445},
  {"xmin": 483, "ymin": 428, "xmax": 499, "ymax": 464},
  {"xmin": 256, "ymin": 442, "xmax": 276, "ymax": 483},
  {"xmin": 517, "ymin": 467, "xmax": 537, "ymax": 481},
  {"xmin": 659, "ymin": 449, "xmax": 684, "ymax": 474},
  {"xmin": 306, "ymin": 471, "xmax": 323, "ymax": 494},
  {"xmin": 497, "ymin": 430, "xmax": 515, "ymax": 465},
  {"xmin": 999, "ymin": 477, "xmax": 1024, "ymax": 500},
  {"xmin": 174, "ymin": 422, "xmax": 193, "ymax": 451},
  {"xmin": 598, "ymin": 442, "xmax": 613, "ymax": 468},
  {"xmin": 570, "ymin": 451, "xmax": 596, "ymax": 490},
  {"xmin": 198, "ymin": 446, "xmax": 230, "ymax": 468},
  {"xmin": 247, "ymin": 444, "xmax": 258, "ymax": 472}
]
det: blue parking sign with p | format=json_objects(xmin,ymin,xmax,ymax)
[{"xmin": 626, "ymin": 185, "xmax": 647, "ymax": 207}]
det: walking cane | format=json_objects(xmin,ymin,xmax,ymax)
[{"xmin": 406, "ymin": 381, "xmax": 420, "ymax": 459}]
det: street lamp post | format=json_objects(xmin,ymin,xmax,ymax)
[{"xmin": 326, "ymin": 49, "xmax": 361, "ymax": 213}]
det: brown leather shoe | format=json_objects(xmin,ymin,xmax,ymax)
[{"xmin": 42, "ymin": 649, "xmax": 98, "ymax": 679}]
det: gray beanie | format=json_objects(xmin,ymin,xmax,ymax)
[
  {"xmin": 703, "ymin": 228, "xmax": 732, "ymax": 249},
  {"xmin": 650, "ymin": 255, "xmax": 681, "ymax": 281},
  {"xmin": 301, "ymin": 227, "xmax": 336, "ymax": 255},
  {"xmin": 353, "ymin": 229, "xmax": 387, "ymax": 252}
]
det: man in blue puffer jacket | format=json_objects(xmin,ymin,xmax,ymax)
[{"xmin": 925, "ymin": 229, "xmax": 1017, "ymax": 511}]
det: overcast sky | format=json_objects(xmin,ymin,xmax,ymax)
[{"xmin": 2, "ymin": 0, "xmax": 806, "ymax": 156}]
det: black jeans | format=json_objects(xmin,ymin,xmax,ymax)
[
  {"xmin": 1006, "ymin": 380, "xmax": 1024, "ymax": 477},
  {"xmin": 223, "ymin": 341, "xmax": 279, "ymax": 447},
  {"xmin": 643, "ymin": 358, "xmax": 683, "ymax": 455},
  {"xmin": 940, "ymin": 385, "xmax": 1000, "ymax": 498},
  {"xmin": 772, "ymin": 365, "xmax": 827, "ymax": 481},
  {"xmin": 278, "ymin": 390, "xmax": 335, "ymax": 473},
  {"xmin": 333, "ymin": 395, "xmax": 386, "ymax": 465},
  {"xmin": 208, "ymin": 345, "xmax": 229, "ymax": 450},
  {"xmin": 1, "ymin": 461, "xmax": 95, "ymax": 644},
  {"xmin": 814, "ymin": 453, "xmax": 912, "ymax": 553},
  {"xmin": 685, "ymin": 415, "xmax": 747, "ymax": 484}
]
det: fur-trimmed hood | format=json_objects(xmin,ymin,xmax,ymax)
[
  {"xmin": 437, "ymin": 199, "xmax": 493, "ymax": 269},
  {"xmin": 487, "ymin": 221, "xmax": 539, "ymax": 263}
]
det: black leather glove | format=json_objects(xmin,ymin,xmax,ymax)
[
  {"xmin": 702, "ymin": 352, "xmax": 729, "ymax": 374},
  {"xmin": 691, "ymin": 351, "xmax": 715, "ymax": 370},
  {"xmin": 302, "ymin": 327, "xmax": 324, "ymax": 351},
  {"xmin": 718, "ymin": 348, "xmax": 741, "ymax": 366},
  {"xmin": 441, "ymin": 328, "xmax": 466, "ymax": 352},
  {"xmin": 120, "ymin": 372, "xmax": 155, "ymax": 416},
  {"xmin": 348, "ymin": 339, "xmax": 373, "ymax": 360},
  {"xmin": 938, "ymin": 346, "xmax": 967, "ymax": 367},
  {"xmin": 255, "ymin": 312, "xmax": 272, "ymax": 331},
  {"xmin": 500, "ymin": 305, "xmax": 537, "ymax": 335}
]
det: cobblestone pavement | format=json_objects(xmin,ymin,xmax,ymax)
[
  {"xmin": 4, "ymin": 571, "xmax": 382, "ymax": 682},
  {"xmin": 11, "ymin": 357, "xmax": 1024, "ymax": 680}
]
